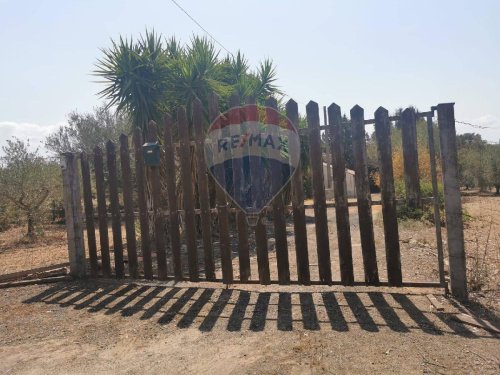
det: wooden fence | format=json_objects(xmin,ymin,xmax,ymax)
[{"xmin": 61, "ymin": 94, "xmax": 467, "ymax": 298}]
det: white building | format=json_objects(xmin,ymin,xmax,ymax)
[{"xmin": 323, "ymin": 162, "xmax": 356, "ymax": 199}]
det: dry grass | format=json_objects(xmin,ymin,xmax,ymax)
[{"xmin": 0, "ymin": 225, "xmax": 68, "ymax": 274}]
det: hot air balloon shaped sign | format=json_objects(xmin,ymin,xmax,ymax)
[{"xmin": 205, "ymin": 102, "xmax": 300, "ymax": 226}]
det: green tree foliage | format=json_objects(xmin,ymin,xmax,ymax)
[
  {"xmin": 45, "ymin": 105, "xmax": 130, "ymax": 155},
  {"xmin": 94, "ymin": 30, "xmax": 282, "ymax": 131},
  {"xmin": 457, "ymin": 133, "xmax": 500, "ymax": 192},
  {"xmin": 0, "ymin": 139, "xmax": 61, "ymax": 236},
  {"xmin": 366, "ymin": 115, "xmax": 442, "ymax": 197}
]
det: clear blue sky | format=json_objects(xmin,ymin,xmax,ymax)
[{"xmin": 1, "ymin": 0, "xmax": 499, "ymax": 154}]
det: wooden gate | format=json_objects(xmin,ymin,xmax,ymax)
[{"xmin": 61, "ymin": 94, "xmax": 467, "ymax": 298}]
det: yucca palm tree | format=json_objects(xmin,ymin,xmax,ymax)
[{"xmin": 94, "ymin": 30, "xmax": 282, "ymax": 131}]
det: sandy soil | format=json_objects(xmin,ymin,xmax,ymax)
[{"xmin": 0, "ymin": 195, "xmax": 498, "ymax": 374}]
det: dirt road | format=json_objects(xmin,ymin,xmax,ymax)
[{"xmin": 0, "ymin": 280, "xmax": 498, "ymax": 374}]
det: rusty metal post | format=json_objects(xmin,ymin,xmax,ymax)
[
  {"xmin": 61, "ymin": 153, "xmax": 86, "ymax": 278},
  {"xmin": 437, "ymin": 103, "xmax": 467, "ymax": 299}
]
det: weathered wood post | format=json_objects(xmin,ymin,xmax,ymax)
[
  {"xmin": 437, "ymin": 103, "xmax": 467, "ymax": 299},
  {"xmin": 401, "ymin": 107, "xmax": 421, "ymax": 208},
  {"xmin": 307, "ymin": 100, "xmax": 332, "ymax": 284},
  {"xmin": 426, "ymin": 114, "xmax": 447, "ymax": 291},
  {"xmin": 287, "ymin": 99, "xmax": 310, "ymax": 285},
  {"xmin": 328, "ymin": 103, "xmax": 354, "ymax": 285},
  {"xmin": 61, "ymin": 153, "xmax": 86, "ymax": 278},
  {"xmin": 323, "ymin": 105, "xmax": 332, "ymax": 189},
  {"xmin": 351, "ymin": 105, "xmax": 379, "ymax": 285},
  {"xmin": 374, "ymin": 107, "xmax": 402, "ymax": 286}
]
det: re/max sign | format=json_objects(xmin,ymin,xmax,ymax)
[{"xmin": 217, "ymin": 133, "xmax": 288, "ymax": 152}]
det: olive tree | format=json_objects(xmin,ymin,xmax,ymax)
[{"xmin": 0, "ymin": 138, "xmax": 61, "ymax": 236}]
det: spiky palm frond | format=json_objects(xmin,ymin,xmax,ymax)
[
  {"xmin": 95, "ymin": 31, "xmax": 283, "ymax": 129},
  {"xmin": 94, "ymin": 30, "xmax": 171, "ymax": 131}
]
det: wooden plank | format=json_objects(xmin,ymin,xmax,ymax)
[
  {"xmin": 245, "ymin": 97, "xmax": 266, "ymax": 283},
  {"xmin": 80, "ymin": 151, "xmax": 99, "ymax": 276},
  {"xmin": 119, "ymin": 134, "xmax": 139, "ymax": 278},
  {"xmin": 350, "ymin": 105, "xmax": 379, "ymax": 285},
  {"xmin": 374, "ymin": 107, "xmax": 402, "ymax": 286},
  {"xmin": 147, "ymin": 121, "xmax": 168, "ymax": 280},
  {"xmin": 0, "ymin": 275, "xmax": 72, "ymax": 290},
  {"xmin": 178, "ymin": 107, "xmax": 199, "ymax": 282},
  {"xmin": 132, "ymin": 128, "xmax": 153, "ymax": 279},
  {"xmin": 323, "ymin": 106, "xmax": 332, "ymax": 189},
  {"xmin": 451, "ymin": 313, "xmax": 500, "ymax": 334},
  {"xmin": 328, "ymin": 103, "xmax": 354, "ymax": 285},
  {"xmin": 193, "ymin": 99, "xmax": 215, "ymax": 280},
  {"xmin": 0, "ymin": 262, "xmax": 70, "ymax": 282},
  {"xmin": 255, "ymin": 216, "xmax": 270, "ymax": 284},
  {"xmin": 401, "ymin": 107, "xmax": 421, "ymax": 208},
  {"xmin": 286, "ymin": 99, "xmax": 310, "ymax": 285},
  {"xmin": 437, "ymin": 103, "xmax": 467, "ymax": 299},
  {"xmin": 426, "ymin": 114, "xmax": 446, "ymax": 289},
  {"xmin": 163, "ymin": 115, "xmax": 183, "ymax": 281},
  {"xmin": 229, "ymin": 93, "xmax": 250, "ymax": 283},
  {"xmin": 106, "ymin": 140, "xmax": 125, "ymax": 278},
  {"xmin": 207, "ymin": 92, "xmax": 233, "ymax": 284},
  {"xmin": 93, "ymin": 146, "xmax": 112, "ymax": 277},
  {"xmin": 61, "ymin": 153, "xmax": 86, "ymax": 278},
  {"xmin": 266, "ymin": 97, "xmax": 290, "ymax": 285},
  {"xmin": 426, "ymin": 294, "xmax": 444, "ymax": 311},
  {"xmin": 306, "ymin": 101, "xmax": 332, "ymax": 284}
]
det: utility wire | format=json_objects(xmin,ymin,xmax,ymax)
[
  {"xmin": 456, "ymin": 120, "xmax": 500, "ymax": 130},
  {"xmin": 169, "ymin": 0, "xmax": 234, "ymax": 58}
]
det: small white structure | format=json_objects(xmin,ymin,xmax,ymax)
[{"xmin": 323, "ymin": 162, "xmax": 356, "ymax": 199}]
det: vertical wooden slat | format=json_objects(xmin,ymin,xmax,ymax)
[
  {"xmin": 286, "ymin": 99, "xmax": 310, "ymax": 285},
  {"xmin": 426, "ymin": 114, "xmax": 446, "ymax": 289},
  {"xmin": 133, "ymin": 128, "xmax": 153, "ymax": 279},
  {"xmin": 374, "ymin": 107, "xmax": 402, "ymax": 286},
  {"xmin": 106, "ymin": 140, "xmax": 124, "ymax": 278},
  {"xmin": 228, "ymin": 93, "xmax": 250, "ymax": 282},
  {"xmin": 208, "ymin": 92, "xmax": 233, "ymax": 284},
  {"xmin": 80, "ymin": 151, "xmax": 99, "ymax": 276},
  {"xmin": 266, "ymin": 97, "xmax": 290, "ymax": 285},
  {"xmin": 255, "ymin": 217, "xmax": 270, "ymax": 284},
  {"xmin": 323, "ymin": 106, "xmax": 332, "ymax": 189},
  {"xmin": 328, "ymin": 103, "xmax": 354, "ymax": 285},
  {"xmin": 147, "ymin": 121, "xmax": 168, "ymax": 280},
  {"xmin": 437, "ymin": 102, "xmax": 467, "ymax": 299},
  {"xmin": 401, "ymin": 107, "xmax": 421, "ymax": 208},
  {"xmin": 119, "ymin": 134, "xmax": 138, "ymax": 278},
  {"xmin": 350, "ymin": 105, "xmax": 379, "ymax": 285},
  {"xmin": 192, "ymin": 99, "xmax": 215, "ymax": 280},
  {"xmin": 163, "ymin": 115, "xmax": 183, "ymax": 281},
  {"xmin": 93, "ymin": 146, "xmax": 112, "ymax": 277},
  {"xmin": 178, "ymin": 107, "xmax": 199, "ymax": 282},
  {"xmin": 61, "ymin": 153, "xmax": 86, "ymax": 278},
  {"xmin": 246, "ymin": 97, "xmax": 269, "ymax": 284},
  {"xmin": 306, "ymin": 100, "xmax": 332, "ymax": 284}
]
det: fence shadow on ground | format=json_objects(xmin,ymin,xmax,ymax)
[{"xmin": 23, "ymin": 281, "xmax": 497, "ymax": 339}]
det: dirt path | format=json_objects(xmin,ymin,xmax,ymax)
[{"xmin": 0, "ymin": 281, "xmax": 498, "ymax": 374}]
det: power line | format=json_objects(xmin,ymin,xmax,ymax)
[
  {"xmin": 456, "ymin": 120, "xmax": 500, "ymax": 130},
  {"xmin": 169, "ymin": 0, "xmax": 234, "ymax": 58}
]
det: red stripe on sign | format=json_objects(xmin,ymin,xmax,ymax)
[
  {"xmin": 266, "ymin": 106, "xmax": 280, "ymax": 126},
  {"xmin": 244, "ymin": 104, "xmax": 258, "ymax": 122},
  {"xmin": 209, "ymin": 104, "xmax": 297, "ymax": 133}
]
